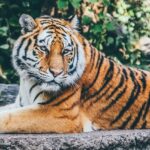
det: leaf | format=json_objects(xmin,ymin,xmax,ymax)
[
  {"xmin": 118, "ymin": 7, "xmax": 124, "ymax": 15},
  {"xmin": 136, "ymin": 12, "xmax": 142, "ymax": 18},
  {"xmin": 102, "ymin": 0, "xmax": 110, "ymax": 6},
  {"xmin": 88, "ymin": 0, "xmax": 98, "ymax": 3},
  {"xmin": 105, "ymin": 22, "xmax": 115, "ymax": 31},
  {"xmin": 107, "ymin": 37, "xmax": 114, "ymax": 45},
  {"xmin": 10, "ymin": 4, "xmax": 20, "ymax": 10},
  {"xmin": 98, "ymin": 12, "xmax": 105, "ymax": 19},
  {"xmin": 0, "ymin": 44, "xmax": 9, "ymax": 49},
  {"xmin": 0, "ymin": 27, "xmax": 8, "ymax": 36},
  {"xmin": 82, "ymin": 16, "xmax": 92, "ymax": 25},
  {"xmin": 70, "ymin": 0, "xmax": 81, "ymax": 9},
  {"xmin": 91, "ymin": 24, "xmax": 103, "ymax": 34},
  {"xmin": 57, "ymin": 0, "xmax": 68, "ymax": 9},
  {"xmin": 0, "ymin": 3, "xmax": 5, "ymax": 8},
  {"xmin": 9, "ymin": 16, "xmax": 18, "ymax": 27},
  {"xmin": 0, "ymin": 65, "xmax": 7, "ymax": 80}
]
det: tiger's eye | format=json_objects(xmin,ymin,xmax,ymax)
[
  {"xmin": 39, "ymin": 39, "xmax": 44, "ymax": 43},
  {"xmin": 40, "ymin": 46, "xmax": 47, "ymax": 51},
  {"xmin": 39, "ymin": 46, "xmax": 49, "ymax": 55},
  {"xmin": 62, "ymin": 49, "xmax": 70, "ymax": 55}
]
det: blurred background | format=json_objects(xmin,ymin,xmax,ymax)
[{"xmin": 0, "ymin": 0, "xmax": 150, "ymax": 84}]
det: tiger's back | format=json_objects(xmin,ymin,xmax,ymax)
[{"xmin": 80, "ymin": 43, "xmax": 150, "ymax": 130}]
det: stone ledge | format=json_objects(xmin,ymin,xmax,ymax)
[
  {"xmin": 0, "ymin": 130, "xmax": 150, "ymax": 149},
  {"xmin": 0, "ymin": 84, "xmax": 150, "ymax": 149}
]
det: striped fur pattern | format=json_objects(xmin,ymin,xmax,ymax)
[{"xmin": 0, "ymin": 14, "xmax": 149, "ymax": 133}]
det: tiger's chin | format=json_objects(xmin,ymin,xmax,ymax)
[{"xmin": 40, "ymin": 82, "xmax": 61, "ymax": 92}]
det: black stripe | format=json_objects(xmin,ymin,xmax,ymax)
[
  {"xmin": 74, "ymin": 45, "xmax": 79, "ymax": 72},
  {"xmin": 142, "ymin": 93, "xmax": 150, "ymax": 119},
  {"xmin": 33, "ymin": 34, "xmax": 38, "ymax": 45},
  {"xmin": 130, "ymin": 102, "xmax": 146, "ymax": 129},
  {"xmin": 55, "ymin": 113, "xmax": 79, "ymax": 121},
  {"xmin": 118, "ymin": 115, "xmax": 131, "ymax": 129},
  {"xmin": 32, "ymin": 50, "xmax": 37, "ymax": 56},
  {"xmin": 141, "ymin": 121, "xmax": 147, "ymax": 129},
  {"xmin": 69, "ymin": 61, "xmax": 74, "ymax": 70},
  {"xmin": 106, "ymin": 73, "xmax": 124, "ymax": 100},
  {"xmin": 60, "ymin": 101, "xmax": 79, "ymax": 111},
  {"xmin": 45, "ymin": 25, "xmax": 68, "ymax": 33},
  {"xmin": 61, "ymin": 33, "xmax": 67, "ymax": 38},
  {"xmin": 140, "ymin": 72, "xmax": 147, "ymax": 92},
  {"xmin": 43, "ymin": 25, "xmax": 52, "ymax": 30},
  {"xmin": 142, "ymin": 71, "xmax": 147, "ymax": 77},
  {"xmin": 111, "ymin": 69, "xmax": 141, "ymax": 124},
  {"xmin": 38, "ymin": 91, "xmax": 75, "ymax": 105},
  {"xmin": 86, "ymin": 60, "xmax": 114, "ymax": 100},
  {"xmin": 40, "ymin": 33, "xmax": 51, "ymax": 40},
  {"xmin": 29, "ymin": 83, "xmax": 38, "ymax": 94},
  {"xmin": 81, "ymin": 54, "xmax": 103, "ymax": 98},
  {"xmin": 93, "ymin": 67, "xmax": 121, "ymax": 103},
  {"xmin": 22, "ymin": 56, "xmax": 37, "ymax": 62},
  {"xmin": 15, "ymin": 59, "xmax": 28, "ymax": 70},
  {"xmin": 33, "ymin": 61, "xmax": 40, "ymax": 67},
  {"xmin": 51, "ymin": 30, "xmax": 66, "ymax": 36},
  {"xmin": 93, "ymin": 85, "xmax": 112, "ymax": 103},
  {"xmin": 122, "ymin": 68, "xmax": 128, "ymax": 80},
  {"xmin": 68, "ymin": 47, "xmax": 76, "ymax": 72},
  {"xmin": 68, "ymin": 64, "xmax": 76, "ymax": 74},
  {"xmin": 56, "ymin": 25, "xmax": 69, "ymax": 33},
  {"xmin": 52, "ymin": 92, "xmax": 76, "ymax": 106},
  {"xmin": 33, "ymin": 91, "xmax": 43, "ymax": 102},
  {"xmin": 46, "ymin": 29, "xmax": 66, "ymax": 37},
  {"xmin": 102, "ymin": 86, "xmax": 127, "ymax": 112},
  {"xmin": 96, "ymin": 53, "xmax": 102, "ymax": 67},
  {"xmin": 46, "ymin": 31, "xmax": 54, "ymax": 35},
  {"xmin": 89, "ymin": 46, "xmax": 95, "ymax": 71},
  {"xmin": 69, "ymin": 45, "xmax": 78, "ymax": 75},
  {"xmin": 19, "ymin": 97, "xmax": 23, "ymax": 107},
  {"xmin": 38, "ymin": 94, "xmax": 59, "ymax": 105}
]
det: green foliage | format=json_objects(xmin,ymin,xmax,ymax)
[
  {"xmin": 81, "ymin": 0, "xmax": 150, "ymax": 70},
  {"xmin": 57, "ymin": 0, "xmax": 69, "ymax": 9},
  {"xmin": 57, "ymin": 0, "xmax": 81, "ymax": 9},
  {"xmin": 0, "ymin": 0, "xmax": 150, "ymax": 83}
]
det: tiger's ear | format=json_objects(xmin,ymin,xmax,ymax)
[
  {"xmin": 19, "ymin": 14, "xmax": 37, "ymax": 34},
  {"xmin": 70, "ymin": 15, "xmax": 79, "ymax": 30}
]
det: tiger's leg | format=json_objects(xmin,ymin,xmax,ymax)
[{"xmin": 0, "ymin": 104, "xmax": 81, "ymax": 133}]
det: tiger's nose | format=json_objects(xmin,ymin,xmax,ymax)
[{"xmin": 49, "ymin": 68, "xmax": 63, "ymax": 77}]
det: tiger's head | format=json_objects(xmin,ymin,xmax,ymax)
[{"xmin": 13, "ymin": 14, "xmax": 85, "ymax": 92}]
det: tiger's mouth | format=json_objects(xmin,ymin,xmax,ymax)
[
  {"xmin": 47, "ymin": 80, "xmax": 60, "ymax": 86},
  {"xmin": 39, "ymin": 79, "xmax": 63, "ymax": 92}
]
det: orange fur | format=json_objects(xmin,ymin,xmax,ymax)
[{"xmin": 0, "ymin": 15, "xmax": 149, "ymax": 133}]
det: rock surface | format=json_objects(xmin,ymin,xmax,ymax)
[
  {"xmin": 0, "ymin": 130, "xmax": 150, "ymax": 150},
  {"xmin": 0, "ymin": 84, "xmax": 18, "ymax": 106},
  {"xmin": 0, "ymin": 84, "xmax": 150, "ymax": 150}
]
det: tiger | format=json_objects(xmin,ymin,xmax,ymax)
[{"xmin": 0, "ymin": 14, "xmax": 149, "ymax": 133}]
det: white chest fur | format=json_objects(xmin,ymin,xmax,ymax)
[{"xmin": 19, "ymin": 77, "xmax": 45, "ymax": 106}]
